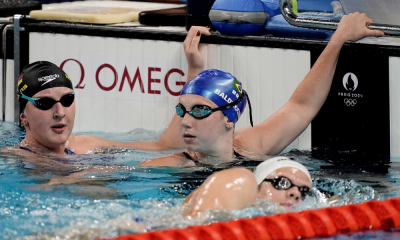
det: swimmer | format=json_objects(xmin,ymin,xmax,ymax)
[
  {"xmin": 139, "ymin": 13, "xmax": 384, "ymax": 166},
  {"xmin": 182, "ymin": 157, "xmax": 312, "ymax": 216},
  {"xmin": 87, "ymin": 157, "xmax": 312, "ymax": 233},
  {"xmin": 14, "ymin": 61, "xmax": 185, "ymax": 155}
]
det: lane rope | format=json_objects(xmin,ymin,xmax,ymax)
[{"xmin": 107, "ymin": 197, "xmax": 400, "ymax": 240}]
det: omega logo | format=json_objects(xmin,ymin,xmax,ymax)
[{"xmin": 60, "ymin": 59, "xmax": 185, "ymax": 96}]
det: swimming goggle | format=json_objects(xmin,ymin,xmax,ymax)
[
  {"xmin": 263, "ymin": 176, "xmax": 311, "ymax": 200},
  {"xmin": 176, "ymin": 90, "xmax": 251, "ymax": 121},
  {"xmin": 20, "ymin": 92, "xmax": 75, "ymax": 111}
]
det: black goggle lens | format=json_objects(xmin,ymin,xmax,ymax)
[
  {"xmin": 35, "ymin": 93, "xmax": 75, "ymax": 110},
  {"xmin": 264, "ymin": 176, "xmax": 311, "ymax": 199}
]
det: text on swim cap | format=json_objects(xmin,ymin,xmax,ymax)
[
  {"xmin": 38, "ymin": 74, "xmax": 60, "ymax": 86},
  {"xmin": 231, "ymin": 90, "xmax": 242, "ymax": 114},
  {"xmin": 214, "ymin": 89, "xmax": 233, "ymax": 103},
  {"xmin": 214, "ymin": 89, "xmax": 241, "ymax": 114},
  {"xmin": 20, "ymin": 84, "xmax": 28, "ymax": 93},
  {"xmin": 232, "ymin": 90, "xmax": 240, "ymax": 99}
]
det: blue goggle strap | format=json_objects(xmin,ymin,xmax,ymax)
[
  {"xmin": 19, "ymin": 92, "xmax": 75, "ymax": 107},
  {"xmin": 19, "ymin": 92, "xmax": 40, "ymax": 106}
]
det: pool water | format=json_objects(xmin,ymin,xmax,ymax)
[{"xmin": 1, "ymin": 121, "xmax": 400, "ymax": 240}]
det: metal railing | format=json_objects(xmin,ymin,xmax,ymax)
[
  {"xmin": 2, "ymin": 22, "xmax": 12, "ymax": 122},
  {"xmin": 2, "ymin": 15, "xmax": 23, "ymax": 122},
  {"xmin": 280, "ymin": 0, "xmax": 400, "ymax": 36}
]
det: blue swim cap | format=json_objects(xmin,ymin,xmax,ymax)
[{"xmin": 181, "ymin": 69, "xmax": 252, "ymax": 125}]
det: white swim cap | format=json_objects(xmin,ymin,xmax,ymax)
[{"xmin": 253, "ymin": 157, "xmax": 311, "ymax": 185}]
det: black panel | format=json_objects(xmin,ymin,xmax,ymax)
[
  {"xmin": 2, "ymin": 26, "xmax": 14, "ymax": 59},
  {"xmin": 1, "ymin": 25, "xmax": 29, "ymax": 62},
  {"xmin": 139, "ymin": 7, "xmax": 186, "ymax": 26},
  {"xmin": 311, "ymin": 47, "xmax": 390, "ymax": 163},
  {"xmin": 186, "ymin": 0, "xmax": 215, "ymax": 30},
  {"xmin": 0, "ymin": 0, "xmax": 41, "ymax": 17},
  {"xmin": 20, "ymin": 30, "xmax": 29, "ymax": 71}
]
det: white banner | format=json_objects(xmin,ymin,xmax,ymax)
[{"xmin": 29, "ymin": 32, "xmax": 311, "ymax": 150}]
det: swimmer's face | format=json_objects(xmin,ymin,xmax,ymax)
[
  {"xmin": 257, "ymin": 167, "xmax": 312, "ymax": 207},
  {"xmin": 178, "ymin": 94, "xmax": 233, "ymax": 154},
  {"xmin": 21, "ymin": 87, "xmax": 75, "ymax": 150}
]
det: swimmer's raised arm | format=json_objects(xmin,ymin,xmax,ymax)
[
  {"xmin": 184, "ymin": 26, "xmax": 211, "ymax": 81},
  {"xmin": 234, "ymin": 13, "xmax": 384, "ymax": 156}
]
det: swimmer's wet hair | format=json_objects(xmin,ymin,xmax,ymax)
[{"xmin": 17, "ymin": 61, "xmax": 73, "ymax": 112}]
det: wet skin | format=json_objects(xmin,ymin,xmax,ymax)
[
  {"xmin": 179, "ymin": 94, "xmax": 234, "ymax": 159},
  {"xmin": 182, "ymin": 166, "xmax": 312, "ymax": 217},
  {"xmin": 257, "ymin": 167, "xmax": 312, "ymax": 207},
  {"xmin": 21, "ymin": 87, "xmax": 75, "ymax": 154}
]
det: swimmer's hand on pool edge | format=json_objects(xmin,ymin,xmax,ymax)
[
  {"xmin": 184, "ymin": 26, "xmax": 211, "ymax": 81},
  {"xmin": 331, "ymin": 12, "xmax": 384, "ymax": 44}
]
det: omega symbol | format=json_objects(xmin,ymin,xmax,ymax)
[{"xmin": 342, "ymin": 73, "xmax": 358, "ymax": 91}]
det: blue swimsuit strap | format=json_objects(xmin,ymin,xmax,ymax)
[
  {"xmin": 19, "ymin": 146, "xmax": 36, "ymax": 153},
  {"xmin": 19, "ymin": 146, "xmax": 76, "ymax": 155},
  {"xmin": 64, "ymin": 148, "xmax": 76, "ymax": 155}
]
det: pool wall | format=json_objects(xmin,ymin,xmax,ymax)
[{"xmin": 2, "ymin": 18, "xmax": 400, "ymax": 156}]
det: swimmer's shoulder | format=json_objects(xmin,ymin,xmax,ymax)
[
  {"xmin": 67, "ymin": 134, "xmax": 104, "ymax": 154},
  {"xmin": 183, "ymin": 167, "xmax": 258, "ymax": 216},
  {"xmin": 232, "ymin": 144, "xmax": 268, "ymax": 161},
  {"xmin": 1, "ymin": 145, "xmax": 36, "ymax": 156},
  {"xmin": 138, "ymin": 152, "xmax": 196, "ymax": 167},
  {"xmin": 1, "ymin": 145, "xmax": 69, "ymax": 168}
]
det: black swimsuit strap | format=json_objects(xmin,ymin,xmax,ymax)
[
  {"xmin": 182, "ymin": 149, "xmax": 245, "ymax": 165},
  {"xmin": 233, "ymin": 149, "xmax": 245, "ymax": 159},
  {"xmin": 182, "ymin": 151, "xmax": 194, "ymax": 160},
  {"xmin": 182, "ymin": 151, "xmax": 201, "ymax": 165}
]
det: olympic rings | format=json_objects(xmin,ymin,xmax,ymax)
[{"xmin": 344, "ymin": 98, "xmax": 357, "ymax": 106}]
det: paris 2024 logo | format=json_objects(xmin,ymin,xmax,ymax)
[{"xmin": 338, "ymin": 72, "xmax": 363, "ymax": 107}]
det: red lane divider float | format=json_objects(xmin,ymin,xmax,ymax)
[{"xmin": 107, "ymin": 198, "xmax": 400, "ymax": 240}]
